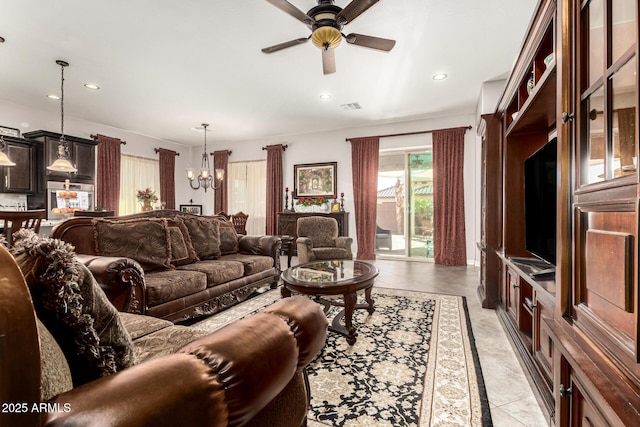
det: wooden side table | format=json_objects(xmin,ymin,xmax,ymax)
[{"xmin": 280, "ymin": 235, "xmax": 294, "ymax": 268}]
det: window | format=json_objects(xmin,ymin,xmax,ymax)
[
  {"xmin": 119, "ymin": 154, "xmax": 160, "ymax": 215},
  {"xmin": 227, "ymin": 161, "xmax": 267, "ymax": 234},
  {"xmin": 376, "ymin": 150, "xmax": 433, "ymax": 259}
]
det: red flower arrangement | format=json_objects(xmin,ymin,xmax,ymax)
[
  {"xmin": 296, "ymin": 196, "xmax": 326, "ymax": 206},
  {"xmin": 136, "ymin": 188, "xmax": 158, "ymax": 203}
]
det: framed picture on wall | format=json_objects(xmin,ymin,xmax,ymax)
[
  {"xmin": 294, "ymin": 162, "xmax": 337, "ymax": 199},
  {"xmin": 179, "ymin": 204, "xmax": 202, "ymax": 215}
]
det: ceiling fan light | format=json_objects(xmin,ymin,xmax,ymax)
[{"xmin": 312, "ymin": 26, "xmax": 342, "ymax": 49}]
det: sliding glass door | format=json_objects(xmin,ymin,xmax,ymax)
[{"xmin": 376, "ymin": 150, "xmax": 433, "ymax": 259}]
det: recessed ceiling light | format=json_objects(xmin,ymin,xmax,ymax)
[
  {"xmin": 47, "ymin": 94, "xmax": 60, "ymax": 100},
  {"xmin": 84, "ymin": 83, "xmax": 100, "ymax": 90},
  {"xmin": 319, "ymin": 93, "xmax": 332, "ymax": 101},
  {"xmin": 432, "ymin": 73, "xmax": 448, "ymax": 81}
]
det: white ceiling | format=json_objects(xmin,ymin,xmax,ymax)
[{"xmin": 0, "ymin": 0, "xmax": 538, "ymax": 146}]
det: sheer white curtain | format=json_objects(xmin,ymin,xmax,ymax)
[
  {"xmin": 119, "ymin": 155, "xmax": 160, "ymax": 215},
  {"xmin": 228, "ymin": 160, "xmax": 267, "ymax": 234}
]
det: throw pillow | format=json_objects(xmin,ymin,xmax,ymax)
[
  {"xmin": 11, "ymin": 229, "xmax": 137, "ymax": 387},
  {"xmin": 217, "ymin": 219, "xmax": 239, "ymax": 255},
  {"xmin": 167, "ymin": 218, "xmax": 199, "ymax": 266},
  {"xmin": 182, "ymin": 216, "xmax": 221, "ymax": 260},
  {"xmin": 93, "ymin": 217, "xmax": 172, "ymax": 272}
]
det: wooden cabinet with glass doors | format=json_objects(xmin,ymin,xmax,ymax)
[
  {"xmin": 544, "ymin": 0, "xmax": 640, "ymax": 425},
  {"xmin": 482, "ymin": 0, "xmax": 640, "ymax": 424}
]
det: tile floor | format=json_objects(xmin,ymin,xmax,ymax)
[{"xmin": 371, "ymin": 258, "xmax": 551, "ymax": 427}]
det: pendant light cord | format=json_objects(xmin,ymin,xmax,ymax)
[{"xmin": 60, "ymin": 62, "xmax": 65, "ymax": 138}]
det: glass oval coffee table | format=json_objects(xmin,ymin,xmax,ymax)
[{"xmin": 281, "ymin": 260, "xmax": 379, "ymax": 345}]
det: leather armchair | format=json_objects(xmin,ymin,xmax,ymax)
[
  {"xmin": 0, "ymin": 244, "xmax": 328, "ymax": 427},
  {"xmin": 296, "ymin": 216, "xmax": 353, "ymax": 264}
]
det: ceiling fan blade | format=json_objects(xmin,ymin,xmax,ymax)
[
  {"xmin": 345, "ymin": 33, "xmax": 396, "ymax": 51},
  {"xmin": 266, "ymin": 0, "xmax": 313, "ymax": 25},
  {"xmin": 336, "ymin": 0, "xmax": 380, "ymax": 25},
  {"xmin": 262, "ymin": 37, "xmax": 309, "ymax": 53},
  {"xmin": 322, "ymin": 48, "xmax": 336, "ymax": 75}
]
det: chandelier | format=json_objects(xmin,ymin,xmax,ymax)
[
  {"xmin": 47, "ymin": 59, "xmax": 78, "ymax": 173},
  {"xmin": 186, "ymin": 123, "xmax": 224, "ymax": 192}
]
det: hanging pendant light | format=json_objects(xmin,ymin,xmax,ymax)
[
  {"xmin": 186, "ymin": 123, "xmax": 224, "ymax": 192},
  {"xmin": 47, "ymin": 60, "xmax": 78, "ymax": 173},
  {"xmin": 0, "ymin": 135, "xmax": 16, "ymax": 166}
]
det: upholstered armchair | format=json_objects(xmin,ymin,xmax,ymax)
[{"xmin": 296, "ymin": 216, "xmax": 353, "ymax": 264}]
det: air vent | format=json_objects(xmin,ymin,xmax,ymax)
[{"xmin": 340, "ymin": 102, "xmax": 362, "ymax": 111}]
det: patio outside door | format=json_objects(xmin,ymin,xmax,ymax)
[{"xmin": 376, "ymin": 150, "xmax": 433, "ymax": 259}]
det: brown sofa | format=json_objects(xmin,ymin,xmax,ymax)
[
  {"xmin": 50, "ymin": 210, "xmax": 282, "ymax": 322},
  {"xmin": 1, "ymin": 240, "xmax": 328, "ymax": 427}
]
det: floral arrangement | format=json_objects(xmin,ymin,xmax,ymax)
[
  {"xmin": 136, "ymin": 188, "xmax": 158, "ymax": 203},
  {"xmin": 296, "ymin": 196, "xmax": 326, "ymax": 206}
]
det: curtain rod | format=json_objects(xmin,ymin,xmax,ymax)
[
  {"xmin": 345, "ymin": 125, "xmax": 472, "ymax": 142},
  {"xmin": 90, "ymin": 134, "xmax": 126, "ymax": 144},
  {"xmin": 262, "ymin": 144, "xmax": 288, "ymax": 151},
  {"xmin": 154, "ymin": 148, "xmax": 179, "ymax": 156},
  {"xmin": 210, "ymin": 150, "xmax": 232, "ymax": 156}
]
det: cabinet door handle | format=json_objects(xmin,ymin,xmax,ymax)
[
  {"xmin": 561, "ymin": 112, "xmax": 575, "ymax": 123},
  {"xmin": 4, "ymin": 175, "xmax": 7, "ymax": 188},
  {"xmin": 512, "ymin": 283, "xmax": 519, "ymax": 288},
  {"xmin": 559, "ymin": 384, "xmax": 572, "ymax": 397}
]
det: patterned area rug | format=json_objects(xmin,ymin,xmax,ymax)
[{"xmin": 191, "ymin": 288, "xmax": 492, "ymax": 427}]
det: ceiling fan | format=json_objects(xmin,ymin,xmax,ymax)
[{"xmin": 262, "ymin": 0, "xmax": 396, "ymax": 75}]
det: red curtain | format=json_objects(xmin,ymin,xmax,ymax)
[
  {"xmin": 213, "ymin": 150, "xmax": 230, "ymax": 214},
  {"xmin": 95, "ymin": 134, "xmax": 122, "ymax": 215},
  {"xmin": 157, "ymin": 149, "xmax": 177, "ymax": 210},
  {"xmin": 265, "ymin": 144, "xmax": 284, "ymax": 235},
  {"xmin": 350, "ymin": 137, "xmax": 379, "ymax": 260},
  {"xmin": 433, "ymin": 127, "xmax": 467, "ymax": 265}
]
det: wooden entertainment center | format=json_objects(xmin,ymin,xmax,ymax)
[{"xmin": 478, "ymin": 0, "xmax": 640, "ymax": 424}]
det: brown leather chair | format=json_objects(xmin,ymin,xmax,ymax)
[
  {"xmin": 0, "ymin": 209, "xmax": 46, "ymax": 246},
  {"xmin": 231, "ymin": 211, "xmax": 249, "ymax": 235}
]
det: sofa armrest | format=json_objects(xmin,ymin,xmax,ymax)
[
  {"xmin": 76, "ymin": 254, "xmax": 147, "ymax": 315},
  {"xmin": 44, "ymin": 296, "xmax": 327, "ymax": 427},
  {"xmin": 238, "ymin": 235, "xmax": 282, "ymax": 271}
]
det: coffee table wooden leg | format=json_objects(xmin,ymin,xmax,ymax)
[
  {"xmin": 343, "ymin": 291, "xmax": 357, "ymax": 345},
  {"xmin": 364, "ymin": 286, "xmax": 375, "ymax": 314},
  {"xmin": 281, "ymin": 286, "xmax": 292, "ymax": 298}
]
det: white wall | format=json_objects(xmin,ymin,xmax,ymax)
[{"xmin": 0, "ymin": 99, "xmax": 480, "ymax": 264}]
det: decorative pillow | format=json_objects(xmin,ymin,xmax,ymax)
[
  {"xmin": 37, "ymin": 318, "xmax": 74, "ymax": 401},
  {"xmin": 167, "ymin": 218, "xmax": 199, "ymax": 266},
  {"xmin": 217, "ymin": 219, "xmax": 239, "ymax": 255},
  {"xmin": 11, "ymin": 229, "xmax": 137, "ymax": 387},
  {"xmin": 183, "ymin": 216, "xmax": 221, "ymax": 260},
  {"xmin": 93, "ymin": 217, "xmax": 172, "ymax": 272}
]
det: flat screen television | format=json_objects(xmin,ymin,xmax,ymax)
[{"xmin": 523, "ymin": 138, "xmax": 557, "ymax": 275}]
